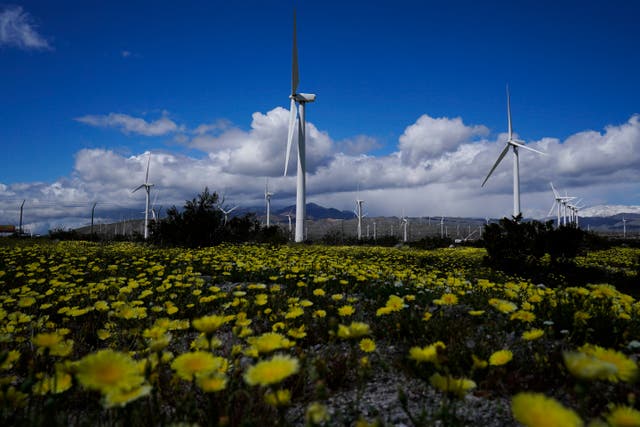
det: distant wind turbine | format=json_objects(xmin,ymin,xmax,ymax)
[
  {"xmin": 482, "ymin": 87, "xmax": 546, "ymax": 218},
  {"xmin": 355, "ymin": 198, "xmax": 364, "ymax": 240},
  {"xmin": 132, "ymin": 152, "xmax": 153, "ymax": 239},
  {"xmin": 219, "ymin": 205, "xmax": 238, "ymax": 225},
  {"xmin": 284, "ymin": 10, "xmax": 316, "ymax": 243},
  {"xmin": 401, "ymin": 215, "xmax": 408, "ymax": 243},
  {"xmin": 265, "ymin": 179, "xmax": 273, "ymax": 227},
  {"xmin": 548, "ymin": 182, "xmax": 574, "ymax": 228}
]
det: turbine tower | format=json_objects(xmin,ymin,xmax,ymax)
[
  {"xmin": 355, "ymin": 198, "xmax": 364, "ymax": 240},
  {"xmin": 482, "ymin": 87, "xmax": 545, "ymax": 218},
  {"xmin": 132, "ymin": 152, "xmax": 153, "ymax": 239},
  {"xmin": 265, "ymin": 179, "xmax": 273, "ymax": 227},
  {"xmin": 284, "ymin": 10, "xmax": 316, "ymax": 243},
  {"xmin": 401, "ymin": 215, "xmax": 408, "ymax": 243}
]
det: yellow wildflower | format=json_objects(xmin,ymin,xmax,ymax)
[
  {"xmin": 489, "ymin": 349, "xmax": 513, "ymax": 366},
  {"xmin": 243, "ymin": 354, "xmax": 300, "ymax": 387},
  {"xmin": 429, "ymin": 372, "xmax": 476, "ymax": 397},
  {"xmin": 511, "ymin": 392, "xmax": 581, "ymax": 427}
]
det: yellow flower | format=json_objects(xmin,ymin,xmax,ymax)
[
  {"xmin": 606, "ymin": 405, "xmax": 640, "ymax": 427},
  {"xmin": 576, "ymin": 344, "xmax": 637, "ymax": 382},
  {"xmin": 429, "ymin": 372, "xmax": 476, "ymax": 397},
  {"xmin": 264, "ymin": 389, "xmax": 291, "ymax": 407},
  {"xmin": 306, "ymin": 402, "xmax": 330, "ymax": 425},
  {"xmin": 489, "ymin": 350, "xmax": 513, "ymax": 366},
  {"xmin": 32, "ymin": 370, "xmax": 73, "ymax": 395},
  {"xmin": 511, "ymin": 392, "xmax": 582, "ymax": 427},
  {"xmin": 75, "ymin": 350, "xmax": 144, "ymax": 394},
  {"xmin": 472, "ymin": 354, "xmax": 488, "ymax": 369},
  {"xmin": 197, "ymin": 373, "xmax": 228, "ymax": 393},
  {"xmin": 243, "ymin": 354, "xmax": 300, "ymax": 387},
  {"xmin": 313, "ymin": 289, "xmax": 326, "ymax": 297},
  {"xmin": 247, "ymin": 332, "xmax": 294, "ymax": 354},
  {"xmin": 285, "ymin": 306, "xmax": 304, "ymax": 319},
  {"xmin": 522, "ymin": 329, "xmax": 544, "ymax": 341},
  {"xmin": 103, "ymin": 384, "xmax": 152, "ymax": 408},
  {"xmin": 287, "ymin": 325, "xmax": 307, "ymax": 339},
  {"xmin": 563, "ymin": 351, "xmax": 618, "ymax": 381},
  {"xmin": 409, "ymin": 342, "xmax": 446, "ymax": 364},
  {"xmin": 510, "ymin": 310, "xmax": 536, "ymax": 323},
  {"xmin": 313, "ymin": 309, "xmax": 327, "ymax": 318},
  {"xmin": 337, "ymin": 322, "xmax": 370, "ymax": 339},
  {"xmin": 433, "ymin": 293, "xmax": 458, "ymax": 306},
  {"xmin": 33, "ymin": 332, "xmax": 63, "ymax": 349},
  {"xmin": 468, "ymin": 310, "xmax": 485, "ymax": 316},
  {"xmin": 171, "ymin": 351, "xmax": 228, "ymax": 381},
  {"xmin": 488, "ymin": 298, "xmax": 517, "ymax": 314},
  {"xmin": 338, "ymin": 305, "xmax": 355, "ymax": 317},
  {"xmin": 192, "ymin": 314, "xmax": 229, "ymax": 334},
  {"xmin": 376, "ymin": 294, "xmax": 404, "ymax": 316},
  {"xmin": 422, "ymin": 311, "xmax": 432, "ymax": 321},
  {"xmin": 359, "ymin": 338, "xmax": 376, "ymax": 353}
]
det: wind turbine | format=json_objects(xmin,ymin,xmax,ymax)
[
  {"xmin": 622, "ymin": 217, "xmax": 627, "ymax": 238},
  {"xmin": 482, "ymin": 87, "xmax": 546, "ymax": 218},
  {"xmin": 219, "ymin": 205, "xmax": 238, "ymax": 225},
  {"xmin": 284, "ymin": 10, "xmax": 316, "ymax": 243},
  {"xmin": 400, "ymin": 215, "xmax": 408, "ymax": 243},
  {"xmin": 548, "ymin": 182, "xmax": 574, "ymax": 228},
  {"xmin": 265, "ymin": 179, "xmax": 273, "ymax": 227},
  {"xmin": 132, "ymin": 152, "xmax": 153, "ymax": 239},
  {"xmin": 286, "ymin": 210, "xmax": 294, "ymax": 236},
  {"xmin": 355, "ymin": 198, "xmax": 365, "ymax": 240}
]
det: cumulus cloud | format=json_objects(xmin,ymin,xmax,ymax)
[
  {"xmin": 399, "ymin": 115, "xmax": 489, "ymax": 166},
  {"xmin": 75, "ymin": 113, "xmax": 180, "ymax": 136},
  {"xmin": 0, "ymin": 5, "xmax": 51, "ymax": 50},
  {"xmin": 2, "ymin": 109, "xmax": 640, "ymax": 233}
]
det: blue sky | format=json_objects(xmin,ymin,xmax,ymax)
[{"xmin": 1, "ymin": 1, "xmax": 640, "ymax": 232}]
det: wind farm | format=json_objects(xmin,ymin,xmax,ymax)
[{"xmin": 2, "ymin": 4, "xmax": 640, "ymax": 426}]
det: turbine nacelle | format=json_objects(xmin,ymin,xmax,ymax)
[{"xmin": 292, "ymin": 93, "xmax": 316, "ymax": 103}]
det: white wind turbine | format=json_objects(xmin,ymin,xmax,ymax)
[
  {"xmin": 286, "ymin": 210, "xmax": 294, "ymax": 236},
  {"xmin": 400, "ymin": 215, "xmax": 408, "ymax": 243},
  {"xmin": 482, "ymin": 87, "xmax": 546, "ymax": 218},
  {"xmin": 284, "ymin": 10, "xmax": 316, "ymax": 243},
  {"xmin": 265, "ymin": 179, "xmax": 273, "ymax": 227},
  {"xmin": 622, "ymin": 217, "xmax": 627, "ymax": 238},
  {"xmin": 355, "ymin": 198, "xmax": 365, "ymax": 240},
  {"xmin": 548, "ymin": 182, "xmax": 574, "ymax": 228},
  {"xmin": 132, "ymin": 152, "xmax": 153, "ymax": 239},
  {"xmin": 219, "ymin": 205, "xmax": 238, "ymax": 225}
]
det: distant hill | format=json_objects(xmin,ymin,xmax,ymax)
[{"xmin": 274, "ymin": 203, "xmax": 355, "ymax": 220}]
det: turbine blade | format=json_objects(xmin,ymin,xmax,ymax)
[
  {"xmin": 481, "ymin": 144, "xmax": 510, "ymax": 187},
  {"xmin": 510, "ymin": 140, "xmax": 546, "ymax": 155},
  {"xmin": 284, "ymin": 98, "xmax": 297, "ymax": 176},
  {"xmin": 145, "ymin": 153, "xmax": 151, "ymax": 184},
  {"xmin": 506, "ymin": 85, "xmax": 512, "ymax": 140},
  {"xmin": 291, "ymin": 10, "xmax": 299, "ymax": 95},
  {"xmin": 550, "ymin": 182, "xmax": 559, "ymax": 198},
  {"xmin": 132, "ymin": 184, "xmax": 144, "ymax": 193},
  {"xmin": 229, "ymin": 206, "xmax": 238, "ymax": 213},
  {"xmin": 547, "ymin": 201, "xmax": 557, "ymax": 217}
]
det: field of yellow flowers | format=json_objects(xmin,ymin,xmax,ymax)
[{"xmin": 1, "ymin": 240, "xmax": 639, "ymax": 426}]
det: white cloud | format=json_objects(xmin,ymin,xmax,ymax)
[
  {"xmin": 75, "ymin": 113, "xmax": 180, "ymax": 136},
  {"xmin": 2, "ymin": 109, "xmax": 640, "ymax": 234},
  {"xmin": 0, "ymin": 5, "xmax": 51, "ymax": 50},
  {"xmin": 399, "ymin": 115, "xmax": 489, "ymax": 166}
]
